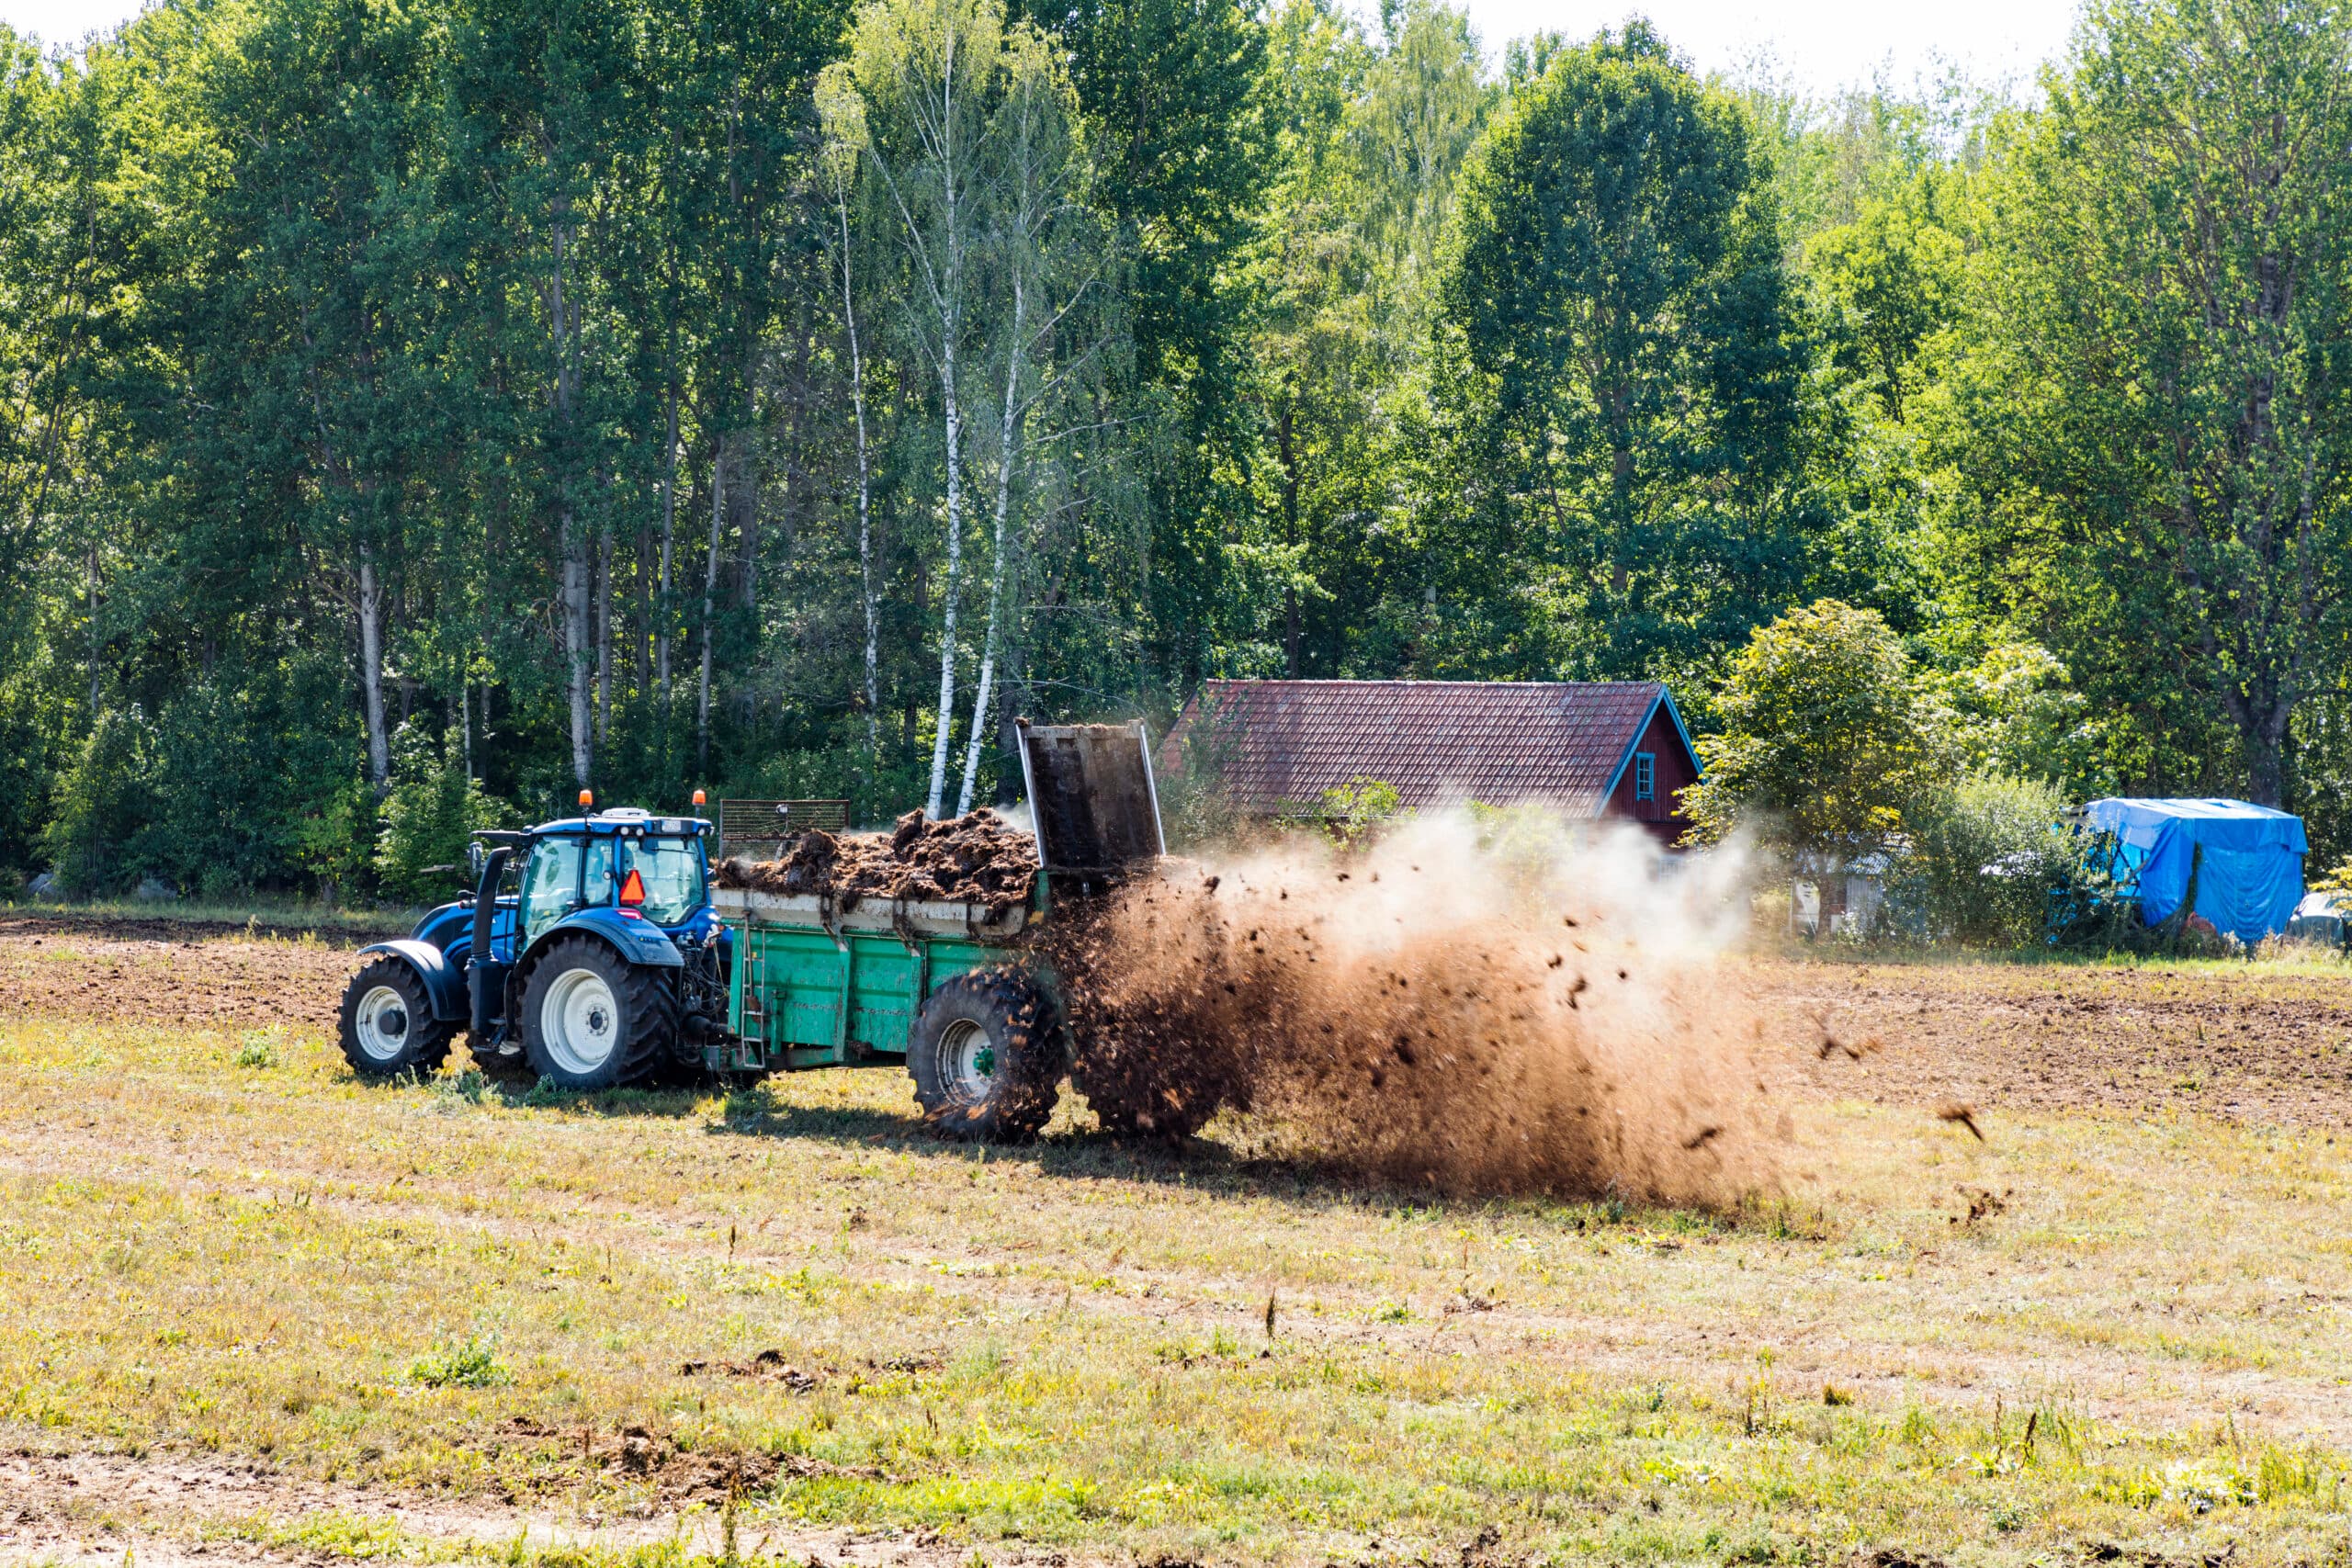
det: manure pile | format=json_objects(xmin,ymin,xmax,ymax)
[{"xmin": 714, "ymin": 807, "xmax": 1038, "ymax": 913}]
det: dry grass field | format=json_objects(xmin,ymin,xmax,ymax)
[{"xmin": 1, "ymin": 915, "xmax": 2348, "ymax": 1567}]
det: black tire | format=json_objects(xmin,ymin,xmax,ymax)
[
  {"xmin": 906, "ymin": 967, "xmax": 1065, "ymax": 1144},
  {"xmin": 518, "ymin": 936, "xmax": 678, "ymax": 1090},
  {"xmin": 338, "ymin": 957, "xmax": 458, "ymax": 1080}
]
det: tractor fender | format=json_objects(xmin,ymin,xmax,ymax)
[
  {"xmin": 515, "ymin": 908, "xmax": 684, "ymax": 980},
  {"xmin": 356, "ymin": 939, "xmax": 469, "ymax": 1023}
]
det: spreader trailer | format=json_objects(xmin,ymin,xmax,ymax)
[{"xmin": 713, "ymin": 720, "xmax": 1165, "ymax": 1140}]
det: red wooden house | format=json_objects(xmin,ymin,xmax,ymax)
[{"xmin": 1159, "ymin": 680, "xmax": 1704, "ymax": 846}]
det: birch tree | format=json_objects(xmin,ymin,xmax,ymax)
[
  {"xmin": 843, "ymin": 0, "xmax": 1002, "ymax": 818},
  {"xmin": 816, "ymin": 64, "xmax": 884, "ymax": 760},
  {"xmin": 954, "ymin": 27, "xmax": 1100, "ymax": 815}
]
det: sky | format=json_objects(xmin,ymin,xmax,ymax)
[{"xmin": 3, "ymin": 0, "xmax": 2082, "ymax": 96}]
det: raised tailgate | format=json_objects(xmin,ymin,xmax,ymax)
[{"xmin": 1017, "ymin": 721, "xmax": 1165, "ymax": 876}]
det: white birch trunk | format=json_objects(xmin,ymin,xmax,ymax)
[
  {"xmin": 696, "ymin": 438, "xmax": 725, "ymax": 770},
  {"xmin": 838, "ymin": 189, "xmax": 881, "ymax": 760},
  {"xmin": 548, "ymin": 192, "xmax": 592, "ymax": 789},
  {"xmin": 925, "ymin": 355, "xmax": 966, "ymax": 818},
  {"xmin": 657, "ymin": 357, "xmax": 678, "ymax": 703},
  {"xmin": 357, "ymin": 546, "xmax": 390, "ymax": 795},
  {"xmin": 922, "ymin": 24, "xmax": 969, "ymax": 821},
  {"xmin": 956, "ymin": 274, "xmax": 1025, "ymax": 817},
  {"xmin": 595, "ymin": 525, "xmax": 612, "ymax": 744},
  {"xmin": 563, "ymin": 514, "xmax": 592, "ymax": 788}
]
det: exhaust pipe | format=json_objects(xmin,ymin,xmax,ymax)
[{"xmin": 469, "ymin": 846, "xmax": 513, "ymax": 1036}]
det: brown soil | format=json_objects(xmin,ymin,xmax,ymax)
[
  {"xmin": 0, "ymin": 1444, "xmax": 1010, "ymax": 1568},
  {"xmin": 1764, "ymin": 957, "xmax": 2352, "ymax": 1133},
  {"xmin": 715, "ymin": 807, "xmax": 1037, "ymax": 913},
  {"xmin": 0, "ymin": 916, "xmax": 358, "ymax": 1028}
]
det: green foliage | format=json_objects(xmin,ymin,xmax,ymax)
[
  {"xmin": 37, "ymin": 706, "xmax": 162, "ymax": 895},
  {"xmin": 1807, "ymin": 197, "xmax": 1964, "ymax": 423},
  {"xmin": 1887, "ymin": 773, "xmax": 2071, "ymax": 946},
  {"xmin": 1685, "ymin": 600, "xmax": 1950, "ymax": 856},
  {"xmin": 1933, "ymin": 641, "xmax": 2102, "ymax": 787},
  {"xmin": 1441, "ymin": 23, "xmax": 1812, "ymax": 678},
  {"xmin": 376, "ymin": 723, "xmax": 503, "ymax": 906},
  {"xmin": 147, "ymin": 665, "xmax": 363, "ymax": 899},
  {"xmin": 6, "ymin": 0, "xmax": 2352, "ymax": 891},
  {"xmin": 1315, "ymin": 776, "xmax": 1405, "ymax": 847},
  {"xmin": 406, "ymin": 1337, "xmax": 509, "ymax": 1389}
]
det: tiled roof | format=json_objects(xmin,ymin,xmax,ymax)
[{"xmin": 1160, "ymin": 680, "xmax": 1672, "ymax": 814}]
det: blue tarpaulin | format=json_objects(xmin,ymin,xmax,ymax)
[{"xmin": 2081, "ymin": 798, "xmax": 2308, "ymax": 944}]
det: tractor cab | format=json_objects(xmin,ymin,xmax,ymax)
[
  {"xmin": 498, "ymin": 809, "xmax": 722, "ymax": 952},
  {"xmin": 337, "ymin": 795, "xmax": 731, "ymax": 1088}
]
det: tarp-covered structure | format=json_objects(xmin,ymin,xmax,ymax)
[{"xmin": 2081, "ymin": 798, "xmax": 2307, "ymax": 944}]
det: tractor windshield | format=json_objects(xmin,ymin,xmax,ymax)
[
  {"xmin": 519, "ymin": 836, "xmax": 584, "ymax": 942},
  {"xmin": 583, "ymin": 835, "xmax": 706, "ymax": 926}
]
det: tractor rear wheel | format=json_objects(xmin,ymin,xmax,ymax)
[
  {"xmin": 519, "ymin": 937, "xmax": 677, "ymax": 1089},
  {"xmin": 907, "ymin": 968, "xmax": 1064, "ymax": 1144},
  {"xmin": 338, "ymin": 959, "xmax": 457, "ymax": 1080}
]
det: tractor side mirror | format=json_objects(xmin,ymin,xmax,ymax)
[{"xmin": 467, "ymin": 842, "xmax": 487, "ymax": 886}]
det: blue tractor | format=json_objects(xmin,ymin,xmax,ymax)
[{"xmin": 334, "ymin": 796, "xmax": 736, "ymax": 1089}]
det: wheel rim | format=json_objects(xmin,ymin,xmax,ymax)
[
  {"xmin": 938, "ymin": 1018, "xmax": 996, "ymax": 1104},
  {"xmin": 541, "ymin": 967, "xmax": 623, "ymax": 1076},
  {"xmin": 353, "ymin": 984, "xmax": 412, "ymax": 1062}
]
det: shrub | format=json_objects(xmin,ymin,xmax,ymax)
[
  {"xmin": 1685, "ymin": 600, "xmax": 1951, "ymax": 858},
  {"xmin": 37, "ymin": 706, "xmax": 164, "ymax": 896},
  {"xmin": 1889, "ymin": 773, "xmax": 2072, "ymax": 946},
  {"xmin": 137, "ymin": 658, "xmax": 365, "ymax": 898},
  {"xmin": 408, "ymin": 1337, "xmax": 508, "ymax": 1388},
  {"xmin": 1317, "ymin": 777, "xmax": 1406, "ymax": 848},
  {"xmin": 376, "ymin": 722, "xmax": 503, "ymax": 905}
]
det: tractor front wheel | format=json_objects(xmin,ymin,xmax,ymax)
[
  {"xmin": 338, "ymin": 959, "xmax": 457, "ymax": 1080},
  {"xmin": 519, "ymin": 937, "xmax": 677, "ymax": 1089},
  {"xmin": 907, "ymin": 968, "xmax": 1064, "ymax": 1144}
]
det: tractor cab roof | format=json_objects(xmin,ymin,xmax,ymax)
[{"xmin": 478, "ymin": 812, "xmax": 713, "ymax": 843}]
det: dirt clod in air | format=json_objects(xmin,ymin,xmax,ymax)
[
  {"xmin": 677, "ymin": 1349, "xmax": 820, "ymax": 1390},
  {"xmin": 1936, "ymin": 1101, "xmax": 1985, "ymax": 1141},
  {"xmin": 1053, "ymin": 813, "xmax": 1781, "ymax": 1202},
  {"xmin": 714, "ymin": 807, "xmax": 1037, "ymax": 913},
  {"xmin": 1951, "ymin": 1185, "xmax": 2011, "ymax": 1228}
]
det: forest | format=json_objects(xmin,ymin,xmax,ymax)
[{"xmin": 3, "ymin": 0, "xmax": 2348, "ymax": 903}]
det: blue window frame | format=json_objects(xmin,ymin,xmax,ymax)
[{"xmin": 1634, "ymin": 751, "xmax": 1656, "ymax": 802}]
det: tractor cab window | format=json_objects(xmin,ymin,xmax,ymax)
[
  {"xmin": 619, "ymin": 837, "xmax": 705, "ymax": 925},
  {"xmin": 519, "ymin": 836, "xmax": 585, "ymax": 942},
  {"xmin": 582, "ymin": 836, "xmax": 617, "ymax": 910}
]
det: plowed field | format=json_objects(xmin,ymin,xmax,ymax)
[
  {"xmin": 8, "ymin": 914, "xmax": 2346, "ymax": 1133},
  {"xmin": 2, "ymin": 914, "xmax": 2349, "ymax": 1568}
]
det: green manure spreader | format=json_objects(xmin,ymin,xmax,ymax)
[{"xmin": 715, "ymin": 721, "xmax": 1164, "ymax": 1142}]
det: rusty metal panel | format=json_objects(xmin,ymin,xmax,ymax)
[
  {"xmin": 718, "ymin": 798, "xmax": 849, "ymax": 854},
  {"xmin": 1017, "ymin": 721, "xmax": 1164, "ymax": 874}
]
